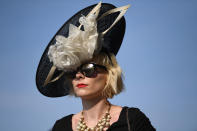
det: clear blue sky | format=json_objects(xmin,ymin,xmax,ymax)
[{"xmin": 0, "ymin": 0, "xmax": 197, "ymax": 131}]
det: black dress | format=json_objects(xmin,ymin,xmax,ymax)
[{"xmin": 52, "ymin": 107, "xmax": 156, "ymax": 131}]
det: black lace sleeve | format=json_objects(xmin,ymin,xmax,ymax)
[
  {"xmin": 128, "ymin": 108, "xmax": 156, "ymax": 131},
  {"xmin": 52, "ymin": 120, "xmax": 61, "ymax": 131},
  {"xmin": 52, "ymin": 114, "xmax": 73, "ymax": 131}
]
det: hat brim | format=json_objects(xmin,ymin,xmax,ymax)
[{"xmin": 36, "ymin": 3, "xmax": 126, "ymax": 97}]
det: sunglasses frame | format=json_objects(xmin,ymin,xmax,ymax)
[{"xmin": 70, "ymin": 63, "xmax": 107, "ymax": 78}]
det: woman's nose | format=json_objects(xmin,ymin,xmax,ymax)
[{"xmin": 75, "ymin": 71, "xmax": 85, "ymax": 80}]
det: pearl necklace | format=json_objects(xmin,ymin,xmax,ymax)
[{"xmin": 77, "ymin": 104, "xmax": 111, "ymax": 131}]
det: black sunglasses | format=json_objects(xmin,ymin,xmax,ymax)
[{"xmin": 68, "ymin": 63, "xmax": 107, "ymax": 78}]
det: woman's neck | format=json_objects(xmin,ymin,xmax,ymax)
[{"xmin": 81, "ymin": 97, "xmax": 109, "ymax": 121}]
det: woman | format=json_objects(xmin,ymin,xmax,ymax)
[{"xmin": 36, "ymin": 2, "xmax": 156, "ymax": 131}]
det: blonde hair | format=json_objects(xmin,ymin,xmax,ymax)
[
  {"xmin": 68, "ymin": 52, "xmax": 124, "ymax": 98},
  {"xmin": 91, "ymin": 52, "xmax": 124, "ymax": 98}
]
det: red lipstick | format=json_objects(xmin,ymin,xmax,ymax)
[{"xmin": 77, "ymin": 84, "xmax": 88, "ymax": 88}]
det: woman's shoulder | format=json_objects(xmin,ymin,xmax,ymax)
[
  {"xmin": 52, "ymin": 114, "xmax": 73, "ymax": 131},
  {"xmin": 123, "ymin": 106, "xmax": 156, "ymax": 131},
  {"xmin": 57, "ymin": 114, "xmax": 73, "ymax": 123},
  {"xmin": 126, "ymin": 107, "xmax": 152, "ymax": 122},
  {"xmin": 126, "ymin": 107, "xmax": 145, "ymax": 117}
]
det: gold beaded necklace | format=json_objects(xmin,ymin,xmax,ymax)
[{"xmin": 77, "ymin": 104, "xmax": 111, "ymax": 131}]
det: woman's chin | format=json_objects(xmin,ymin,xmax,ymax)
[{"xmin": 76, "ymin": 93, "xmax": 102, "ymax": 100}]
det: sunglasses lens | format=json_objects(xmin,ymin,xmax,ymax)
[
  {"xmin": 81, "ymin": 63, "xmax": 96, "ymax": 77},
  {"xmin": 70, "ymin": 63, "xmax": 106, "ymax": 78}
]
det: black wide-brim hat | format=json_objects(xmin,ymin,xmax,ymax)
[{"xmin": 36, "ymin": 3, "xmax": 129, "ymax": 97}]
